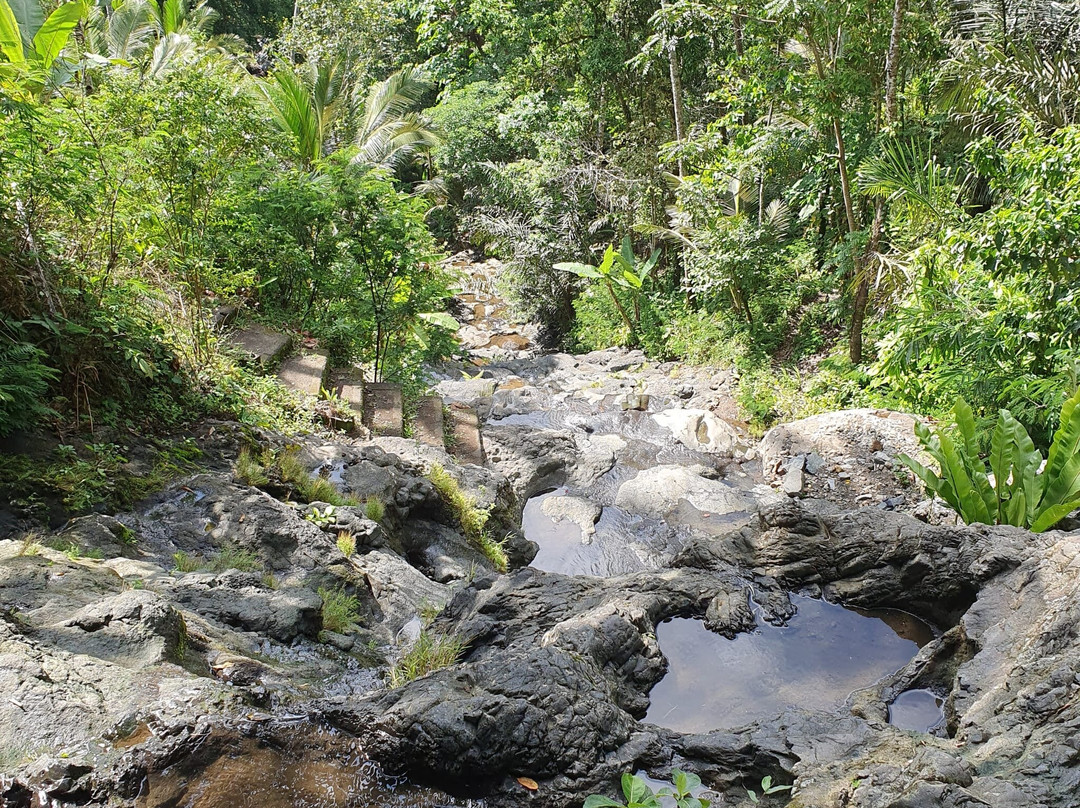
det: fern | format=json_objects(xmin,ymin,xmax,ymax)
[
  {"xmin": 0, "ymin": 328, "xmax": 57, "ymax": 436},
  {"xmin": 900, "ymin": 388, "xmax": 1080, "ymax": 532}
]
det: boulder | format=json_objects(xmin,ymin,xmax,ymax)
[{"xmin": 652, "ymin": 409, "xmax": 742, "ymax": 455}]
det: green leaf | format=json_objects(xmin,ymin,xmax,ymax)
[
  {"xmin": 6, "ymin": 0, "xmax": 42, "ymax": 48},
  {"xmin": 1031, "ymin": 498, "xmax": 1080, "ymax": 533},
  {"xmin": 1004, "ymin": 410, "xmax": 1042, "ymax": 526},
  {"xmin": 989, "ymin": 411, "xmax": 1012, "ymax": 523},
  {"xmin": 417, "ymin": 312, "xmax": 459, "ymax": 331},
  {"xmin": 622, "ymin": 774, "xmax": 654, "ymax": 807},
  {"xmin": 0, "ymin": 0, "xmax": 25, "ymax": 63},
  {"xmin": 761, "ymin": 777, "xmax": 773, "ymax": 791},
  {"xmin": 554, "ymin": 262, "xmax": 603, "ymax": 279},
  {"xmin": 583, "ymin": 796, "xmax": 626, "ymax": 808},
  {"xmin": 31, "ymin": 0, "xmax": 85, "ymax": 68},
  {"xmin": 622, "ymin": 270, "xmax": 643, "ymax": 289},
  {"xmin": 1044, "ymin": 387, "xmax": 1080, "ymax": 492},
  {"xmin": 619, "ymin": 235, "xmax": 635, "ymax": 271},
  {"xmin": 898, "ymin": 453, "xmax": 943, "ymax": 498},
  {"xmin": 598, "ymin": 246, "xmax": 617, "ymax": 276}
]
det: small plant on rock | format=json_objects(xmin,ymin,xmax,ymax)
[
  {"xmin": 305, "ymin": 504, "xmax": 337, "ymax": 528},
  {"xmin": 427, "ymin": 462, "xmax": 508, "ymax": 572},
  {"xmin": 584, "ymin": 770, "xmax": 711, "ymax": 808},
  {"xmin": 900, "ymin": 388, "xmax": 1080, "ymax": 532},
  {"xmin": 389, "ymin": 629, "xmax": 466, "ymax": 686},
  {"xmin": 336, "ymin": 530, "xmax": 356, "ymax": 556},
  {"xmin": 172, "ymin": 551, "xmax": 204, "ymax": 573},
  {"xmin": 235, "ymin": 446, "xmax": 270, "ymax": 486},
  {"xmin": 207, "ymin": 544, "xmax": 262, "ymax": 573},
  {"xmin": 746, "ymin": 775, "xmax": 792, "ymax": 804},
  {"xmin": 364, "ymin": 495, "xmax": 386, "ymax": 522},
  {"xmin": 319, "ymin": 586, "xmax": 360, "ymax": 633}
]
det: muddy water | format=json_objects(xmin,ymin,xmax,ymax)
[
  {"xmin": 137, "ymin": 728, "xmax": 478, "ymax": 808},
  {"xmin": 889, "ymin": 689, "xmax": 946, "ymax": 733},
  {"xmin": 645, "ymin": 596, "xmax": 934, "ymax": 733}
]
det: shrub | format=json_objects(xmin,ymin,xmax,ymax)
[
  {"xmin": 389, "ymin": 629, "xmax": 466, "ymax": 686},
  {"xmin": 900, "ymin": 390, "xmax": 1080, "ymax": 531}
]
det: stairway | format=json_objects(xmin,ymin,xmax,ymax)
[{"xmin": 226, "ymin": 322, "xmax": 488, "ymax": 465}]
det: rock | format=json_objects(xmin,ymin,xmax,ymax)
[
  {"xmin": 363, "ymin": 383, "xmax": 404, "ymax": 438},
  {"xmin": 352, "ymin": 549, "xmax": 450, "ymax": 635},
  {"xmin": 59, "ymin": 514, "xmax": 135, "ymax": 559},
  {"xmin": 759, "ymin": 409, "xmax": 928, "ymax": 509},
  {"xmin": 782, "ymin": 456, "xmax": 806, "ymax": 496},
  {"xmin": 614, "ymin": 465, "xmax": 776, "ymax": 521},
  {"xmin": 652, "ymin": 409, "xmax": 741, "ymax": 455},
  {"xmin": 541, "ymin": 495, "xmax": 602, "ymax": 541},
  {"xmin": 229, "ymin": 325, "xmax": 291, "ymax": 364},
  {"xmin": 170, "ymin": 573, "xmax": 323, "ymax": 642}
]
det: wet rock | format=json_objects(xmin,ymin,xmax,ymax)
[
  {"xmin": 652, "ymin": 409, "xmax": 741, "ymax": 455},
  {"xmin": 541, "ymin": 495, "xmax": 602, "ymax": 541},
  {"xmin": 614, "ymin": 465, "xmax": 777, "ymax": 521},
  {"xmin": 352, "ymin": 549, "xmax": 451, "ymax": 635}
]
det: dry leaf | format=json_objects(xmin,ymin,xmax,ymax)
[{"xmin": 516, "ymin": 777, "xmax": 539, "ymax": 791}]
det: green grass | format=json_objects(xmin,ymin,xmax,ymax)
[
  {"xmin": 389, "ymin": 629, "xmax": 466, "ymax": 686},
  {"xmin": 206, "ymin": 543, "xmax": 262, "ymax": 572},
  {"xmin": 336, "ymin": 530, "xmax": 356, "ymax": 556},
  {"xmin": 363, "ymin": 495, "xmax": 385, "ymax": 522},
  {"xmin": 172, "ymin": 550, "xmax": 204, "ymax": 572},
  {"xmin": 50, "ymin": 539, "xmax": 104, "ymax": 560},
  {"xmin": 427, "ymin": 463, "xmax": 508, "ymax": 572},
  {"xmin": 235, "ymin": 446, "xmax": 270, "ymax": 486},
  {"xmin": 318, "ymin": 586, "xmax": 360, "ymax": 634}
]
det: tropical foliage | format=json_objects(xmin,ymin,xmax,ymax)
[{"xmin": 900, "ymin": 391, "xmax": 1080, "ymax": 532}]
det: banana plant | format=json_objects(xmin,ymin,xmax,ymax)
[
  {"xmin": 899, "ymin": 387, "xmax": 1080, "ymax": 532},
  {"xmin": 555, "ymin": 235, "xmax": 661, "ymax": 344},
  {"xmin": 0, "ymin": 0, "xmax": 88, "ymax": 97}
]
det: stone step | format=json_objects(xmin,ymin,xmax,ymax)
[
  {"xmin": 447, "ymin": 403, "xmax": 485, "ymax": 466},
  {"xmin": 414, "ymin": 396, "xmax": 445, "ymax": 448},
  {"xmin": 277, "ymin": 352, "xmax": 329, "ymax": 398},
  {"xmin": 230, "ymin": 325, "xmax": 291, "ymax": 365},
  {"xmin": 363, "ymin": 383, "xmax": 403, "ymax": 437}
]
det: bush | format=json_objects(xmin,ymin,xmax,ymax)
[{"xmin": 900, "ymin": 390, "xmax": 1080, "ymax": 532}]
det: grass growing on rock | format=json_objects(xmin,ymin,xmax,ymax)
[
  {"xmin": 336, "ymin": 531, "xmax": 356, "ymax": 556},
  {"xmin": 319, "ymin": 586, "xmax": 360, "ymax": 633},
  {"xmin": 363, "ymin": 496, "xmax": 385, "ymax": 522},
  {"xmin": 207, "ymin": 544, "xmax": 262, "ymax": 573},
  {"xmin": 426, "ymin": 462, "xmax": 508, "ymax": 572},
  {"xmin": 235, "ymin": 446, "xmax": 270, "ymax": 486},
  {"xmin": 389, "ymin": 629, "xmax": 466, "ymax": 686},
  {"xmin": 235, "ymin": 446, "xmax": 358, "ymax": 506}
]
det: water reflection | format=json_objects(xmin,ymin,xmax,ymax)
[{"xmin": 646, "ymin": 596, "xmax": 933, "ymax": 733}]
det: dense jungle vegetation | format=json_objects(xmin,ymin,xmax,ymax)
[{"xmin": 2, "ymin": 0, "xmax": 1079, "ymax": 447}]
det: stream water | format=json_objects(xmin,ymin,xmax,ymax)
[{"xmin": 644, "ymin": 597, "xmax": 935, "ymax": 733}]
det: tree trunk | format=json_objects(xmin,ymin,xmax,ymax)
[
  {"xmin": 849, "ymin": 0, "xmax": 905, "ymax": 363},
  {"xmin": 667, "ymin": 36, "xmax": 686, "ymax": 177},
  {"xmin": 833, "ymin": 117, "xmax": 857, "ymax": 234}
]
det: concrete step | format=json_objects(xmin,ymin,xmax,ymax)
[
  {"xmin": 448, "ymin": 403, "xmax": 485, "ymax": 466},
  {"xmin": 363, "ymin": 383, "xmax": 403, "ymax": 437},
  {"xmin": 277, "ymin": 352, "xmax": 329, "ymax": 398},
  {"xmin": 230, "ymin": 325, "xmax": 291, "ymax": 365},
  {"xmin": 414, "ymin": 396, "xmax": 444, "ymax": 448}
]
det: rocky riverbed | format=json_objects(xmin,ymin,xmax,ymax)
[{"xmin": 2, "ymin": 265, "xmax": 1079, "ymax": 808}]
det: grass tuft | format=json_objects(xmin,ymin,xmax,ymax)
[
  {"xmin": 172, "ymin": 550, "xmax": 204, "ymax": 572},
  {"xmin": 336, "ymin": 530, "xmax": 356, "ymax": 556},
  {"xmin": 426, "ymin": 463, "xmax": 508, "ymax": 572},
  {"xmin": 389, "ymin": 629, "xmax": 466, "ymax": 686},
  {"xmin": 318, "ymin": 586, "xmax": 360, "ymax": 634},
  {"xmin": 235, "ymin": 446, "xmax": 270, "ymax": 486},
  {"xmin": 206, "ymin": 543, "xmax": 262, "ymax": 573},
  {"xmin": 363, "ymin": 495, "xmax": 385, "ymax": 522}
]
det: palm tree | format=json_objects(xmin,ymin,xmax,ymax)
[
  {"xmin": 263, "ymin": 58, "xmax": 346, "ymax": 166},
  {"xmin": 263, "ymin": 59, "xmax": 439, "ymax": 171},
  {"xmin": 351, "ymin": 65, "xmax": 440, "ymax": 171}
]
